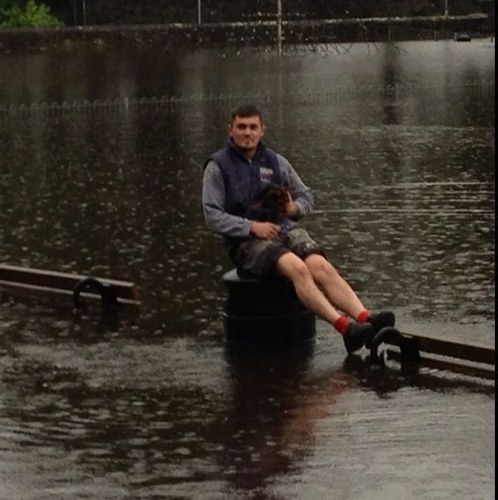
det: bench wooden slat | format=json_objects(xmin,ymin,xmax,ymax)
[
  {"xmin": 387, "ymin": 349, "xmax": 495, "ymax": 380},
  {"xmin": 0, "ymin": 264, "xmax": 139, "ymax": 302},
  {"xmin": 0, "ymin": 280, "xmax": 140, "ymax": 307},
  {"xmin": 390, "ymin": 330, "xmax": 495, "ymax": 365}
]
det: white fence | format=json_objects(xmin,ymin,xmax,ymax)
[{"xmin": 0, "ymin": 80, "xmax": 494, "ymax": 118}]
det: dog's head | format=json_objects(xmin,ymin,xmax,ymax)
[{"xmin": 257, "ymin": 184, "xmax": 289, "ymax": 221}]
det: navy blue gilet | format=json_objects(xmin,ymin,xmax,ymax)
[{"xmin": 206, "ymin": 139, "xmax": 284, "ymax": 218}]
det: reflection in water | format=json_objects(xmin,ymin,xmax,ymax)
[
  {"xmin": 220, "ymin": 343, "xmax": 494, "ymax": 499},
  {"xmin": 381, "ymin": 44, "xmax": 403, "ymax": 126},
  {"xmin": 219, "ymin": 345, "xmax": 320, "ymax": 495},
  {"xmin": 0, "ymin": 40, "xmax": 495, "ymax": 499},
  {"xmin": 0, "ymin": 47, "xmax": 186, "ymax": 105},
  {"xmin": 1, "ymin": 331, "xmax": 492, "ymax": 499}
]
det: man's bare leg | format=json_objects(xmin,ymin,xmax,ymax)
[
  {"xmin": 276, "ymin": 252, "xmax": 342, "ymax": 326},
  {"xmin": 304, "ymin": 253, "xmax": 396, "ymax": 341},
  {"xmin": 276, "ymin": 252, "xmax": 374, "ymax": 353},
  {"xmin": 303, "ymin": 254, "xmax": 365, "ymax": 319}
]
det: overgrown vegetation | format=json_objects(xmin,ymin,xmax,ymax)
[{"xmin": 0, "ymin": 0, "xmax": 63, "ymax": 27}]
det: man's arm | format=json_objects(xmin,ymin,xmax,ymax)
[{"xmin": 202, "ymin": 161, "xmax": 253, "ymax": 238}]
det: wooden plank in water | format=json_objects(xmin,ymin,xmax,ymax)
[
  {"xmin": 0, "ymin": 264, "xmax": 140, "ymax": 309},
  {"xmin": 386, "ymin": 349, "xmax": 495, "ymax": 380},
  {"xmin": 392, "ymin": 330, "xmax": 495, "ymax": 366},
  {"xmin": 0, "ymin": 264, "xmax": 139, "ymax": 301}
]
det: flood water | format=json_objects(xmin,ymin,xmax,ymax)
[{"xmin": 0, "ymin": 39, "xmax": 495, "ymax": 499}]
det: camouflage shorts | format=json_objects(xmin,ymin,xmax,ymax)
[{"xmin": 233, "ymin": 228, "xmax": 326, "ymax": 277}]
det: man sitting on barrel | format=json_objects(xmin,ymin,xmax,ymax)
[{"xmin": 202, "ymin": 104, "xmax": 395, "ymax": 353}]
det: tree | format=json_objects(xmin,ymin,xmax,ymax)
[{"xmin": 0, "ymin": 0, "xmax": 63, "ymax": 27}]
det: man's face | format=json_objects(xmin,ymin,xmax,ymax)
[{"xmin": 229, "ymin": 115, "xmax": 265, "ymax": 154}]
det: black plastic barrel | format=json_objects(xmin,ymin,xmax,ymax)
[{"xmin": 222, "ymin": 269, "xmax": 316, "ymax": 345}]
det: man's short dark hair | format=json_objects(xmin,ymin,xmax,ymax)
[{"xmin": 230, "ymin": 104, "xmax": 263, "ymax": 122}]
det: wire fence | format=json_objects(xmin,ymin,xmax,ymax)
[{"xmin": 0, "ymin": 80, "xmax": 494, "ymax": 119}]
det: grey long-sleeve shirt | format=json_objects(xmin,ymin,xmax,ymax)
[{"xmin": 202, "ymin": 153, "xmax": 314, "ymax": 239}]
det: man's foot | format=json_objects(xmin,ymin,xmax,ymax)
[
  {"xmin": 343, "ymin": 322, "xmax": 374, "ymax": 354},
  {"xmin": 365, "ymin": 311, "xmax": 396, "ymax": 347}
]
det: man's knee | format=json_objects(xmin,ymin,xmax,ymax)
[
  {"xmin": 304, "ymin": 253, "xmax": 339, "ymax": 282},
  {"xmin": 276, "ymin": 252, "xmax": 313, "ymax": 280}
]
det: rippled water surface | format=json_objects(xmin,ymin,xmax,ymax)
[{"xmin": 0, "ymin": 39, "xmax": 495, "ymax": 499}]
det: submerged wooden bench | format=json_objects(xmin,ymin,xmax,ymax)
[
  {"xmin": 0, "ymin": 263, "xmax": 140, "ymax": 314},
  {"xmin": 370, "ymin": 327, "xmax": 495, "ymax": 380}
]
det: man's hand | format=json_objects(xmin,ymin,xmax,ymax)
[
  {"xmin": 250, "ymin": 221, "xmax": 280, "ymax": 240},
  {"xmin": 284, "ymin": 191, "xmax": 300, "ymax": 219}
]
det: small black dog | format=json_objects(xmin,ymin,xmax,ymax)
[{"xmin": 250, "ymin": 183, "xmax": 289, "ymax": 222}]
